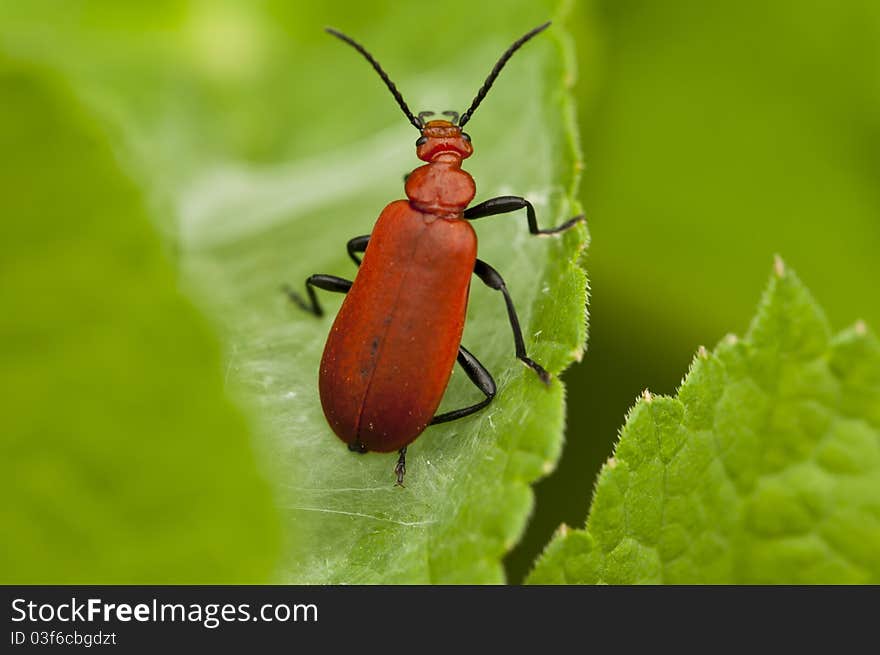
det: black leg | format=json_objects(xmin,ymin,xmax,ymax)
[
  {"xmin": 431, "ymin": 344, "xmax": 497, "ymax": 424},
  {"xmin": 347, "ymin": 235, "xmax": 370, "ymax": 266},
  {"xmin": 473, "ymin": 259, "xmax": 551, "ymax": 385},
  {"xmin": 395, "ymin": 447, "xmax": 407, "ymax": 486},
  {"xmin": 282, "ymin": 274, "xmax": 352, "ymax": 318},
  {"xmin": 464, "ymin": 195, "xmax": 584, "ymax": 235}
]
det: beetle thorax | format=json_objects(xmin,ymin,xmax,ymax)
[{"xmin": 405, "ymin": 156, "xmax": 476, "ymax": 217}]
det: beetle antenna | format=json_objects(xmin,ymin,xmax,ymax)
[
  {"xmin": 458, "ymin": 21, "xmax": 551, "ymax": 128},
  {"xmin": 325, "ymin": 27, "xmax": 423, "ymax": 130}
]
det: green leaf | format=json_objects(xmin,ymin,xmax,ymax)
[
  {"xmin": 528, "ymin": 259, "xmax": 880, "ymax": 584},
  {"xmin": 0, "ymin": 59, "xmax": 278, "ymax": 583},
  {"xmin": 0, "ymin": 1, "xmax": 589, "ymax": 582},
  {"xmin": 201, "ymin": 5, "xmax": 587, "ymax": 584}
]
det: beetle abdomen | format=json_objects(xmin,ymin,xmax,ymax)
[{"xmin": 319, "ymin": 200, "xmax": 477, "ymax": 453}]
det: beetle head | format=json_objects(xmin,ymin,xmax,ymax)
[{"xmin": 416, "ymin": 120, "xmax": 473, "ymax": 162}]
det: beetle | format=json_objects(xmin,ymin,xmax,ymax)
[{"xmin": 285, "ymin": 21, "xmax": 584, "ymax": 484}]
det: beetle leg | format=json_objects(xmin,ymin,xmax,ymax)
[
  {"xmin": 431, "ymin": 344, "xmax": 497, "ymax": 424},
  {"xmin": 473, "ymin": 259, "xmax": 551, "ymax": 385},
  {"xmin": 346, "ymin": 234, "xmax": 370, "ymax": 266},
  {"xmin": 395, "ymin": 447, "xmax": 407, "ymax": 486},
  {"xmin": 463, "ymin": 195, "xmax": 584, "ymax": 235},
  {"xmin": 282, "ymin": 274, "xmax": 352, "ymax": 318}
]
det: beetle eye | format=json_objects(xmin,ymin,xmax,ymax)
[
  {"xmin": 461, "ymin": 132, "xmax": 471, "ymax": 142},
  {"xmin": 416, "ymin": 136, "xmax": 428, "ymax": 146}
]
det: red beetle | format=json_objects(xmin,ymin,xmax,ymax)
[{"xmin": 286, "ymin": 22, "xmax": 583, "ymax": 484}]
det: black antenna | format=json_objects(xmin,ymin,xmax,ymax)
[
  {"xmin": 458, "ymin": 21, "xmax": 551, "ymax": 128},
  {"xmin": 325, "ymin": 27, "xmax": 422, "ymax": 130}
]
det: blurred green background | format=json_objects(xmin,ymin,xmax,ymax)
[{"xmin": 2, "ymin": 0, "xmax": 878, "ymax": 582}]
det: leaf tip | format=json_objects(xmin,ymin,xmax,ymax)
[
  {"xmin": 773, "ymin": 254, "xmax": 786, "ymax": 278},
  {"xmin": 724, "ymin": 333, "xmax": 739, "ymax": 345},
  {"xmin": 697, "ymin": 345, "xmax": 708, "ymax": 359},
  {"xmin": 641, "ymin": 388, "xmax": 653, "ymax": 403},
  {"xmin": 606, "ymin": 456, "xmax": 618, "ymax": 469},
  {"xmin": 855, "ymin": 319, "xmax": 868, "ymax": 336}
]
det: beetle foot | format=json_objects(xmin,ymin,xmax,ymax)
[
  {"xmin": 281, "ymin": 284, "xmax": 323, "ymax": 318},
  {"xmin": 348, "ymin": 440, "xmax": 368, "ymax": 454},
  {"xmin": 521, "ymin": 357, "xmax": 552, "ymax": 386},
  {"xmin": 537, "ymin": 213, "xmax": 586, "ymax": 236},
  {"xmin": 394, "ymin": 448, "xmax": 407, "ymax": 486}
]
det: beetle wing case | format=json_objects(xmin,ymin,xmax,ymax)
[{"xmin": 319, "ymin": 200, "xmax": 477, "ymax": 452}]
